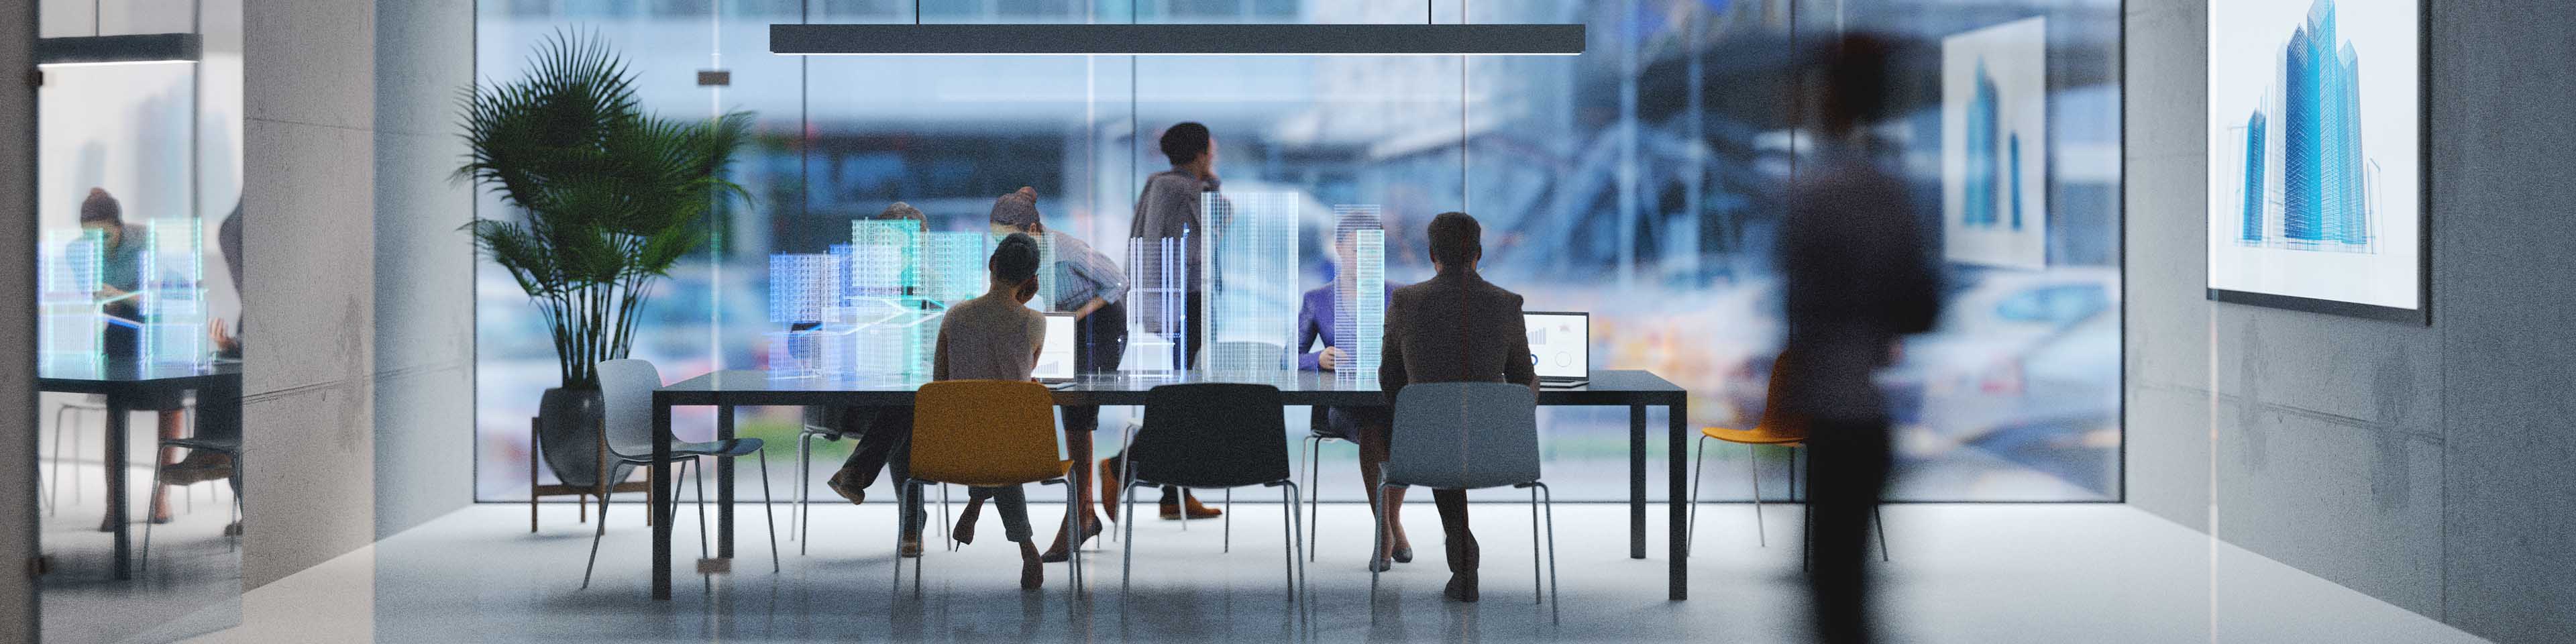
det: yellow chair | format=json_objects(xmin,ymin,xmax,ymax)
[
  {"xmin": 1688, "ymin": 354, "xmax": 1886, "ymax": 560},
  {"xmin": 894, "ymin": 380, "xmax": 1083, "ymax": 600}
]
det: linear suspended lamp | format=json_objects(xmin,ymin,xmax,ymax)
[
  {"xmin": 38, "ymin": 34, "xmax": 203, "ymax": 65},
  {"xmin": 769, "ymin": 23, "xmax": 1584, "ymax": 56}
]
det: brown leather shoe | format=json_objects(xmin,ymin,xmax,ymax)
[
  {"xmin": 826, "ymin": 468, "xmax": 867, "ymax": 505},
  {"xmin": 1442, "ymin": 572, "xmax": 1481, "ymax": 602},
  {"xmin": 1018, "ymin": 541, "xmax": 1045, "ymax": 590},
  {"xmin": 899, "ymin": 537, "xmax": 924, "ymax": 558},
  {"xmin": 1159, "ymin": 490, "xmax": 1222, "ymax": 520},
  {"xmin": 1097, "ymin": 458, "xmax": 1125, "ymax": 522}
]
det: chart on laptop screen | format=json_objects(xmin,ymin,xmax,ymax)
[
  {"xmin": 1034, "ymin": 313, "xmax": 1076, "ymax": 380},
  {"xmin": 1523, "ymin": 312, "xmax": 1588, "ymax": 380}
]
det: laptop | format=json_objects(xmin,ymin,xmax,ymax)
[
  {"xmin": 1035, "ymin": 312, "xmax": 1079, "ymax": 389},
  {"xmin": 1523, "ymin": 311, "xmax": 1591, "ymax": 388}
]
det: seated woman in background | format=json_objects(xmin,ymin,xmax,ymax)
[
  {"xmin": 924, "ymin": 233, "xmax": 1053, "ymax": 589},
  {"xmin": 1294, "ymin": 212, "xmax": 1410, "ymax": 571}
]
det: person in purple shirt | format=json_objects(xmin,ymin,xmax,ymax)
[{"xmin": 1294, "ymin": 212, "xmax": 1413, "ymax": 570}]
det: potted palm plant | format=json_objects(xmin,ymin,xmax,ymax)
[{"xmin": 460, "ymin": 30, "xmax": 753, "ymax": 499}]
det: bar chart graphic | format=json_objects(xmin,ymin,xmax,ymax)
[{"xmin": 1941, "ymin": 17, "xmax": 2049, "ymax": 269}]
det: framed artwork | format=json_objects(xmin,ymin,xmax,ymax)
[
  {"xmin": 1942, "ymin": 17, "xmax": 2049, "ymax": 270},
  {"xmin": 2207, "ymin": 0, "xmax": 2426, "ymax": 322}
]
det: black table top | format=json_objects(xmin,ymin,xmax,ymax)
[
  {"xmin": 656, "ymin": 368, "xmax": 1683, "ymax": 407},
  {"xmin": 37, "ymin": 360, "xmax": 241, "ymax": 393}
]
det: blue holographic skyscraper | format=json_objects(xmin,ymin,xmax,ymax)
[
  {"xmin": 2265, "ymin": 0, "xmax": 2370, "ymax": 251},
  {"xmin": 2240, "ymin": 111, "xmax": 2269, "ymax": 243},
  {"xmin": 1964, "ymin": 62, "xmax": 2002, "ymax": 228}
]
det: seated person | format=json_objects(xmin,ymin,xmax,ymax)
[
  {"xmin": 1378, "ymin": 211, "xmax": 1538, "ymax": 603},
  {"xmin": 987, "ymin": 186, "xmax": 1122, "ymax": 561},
  {"xmin": 816, "ymin": 202, "xmax": 930, "ymax": 556},
  {"xmin": 1294, "ymin": 212, "xmax": 1411, "ymax": 570},
  {"xmin": 918, "ymin": 233, "xmax": 1052, "ymax": 589},
  {"xmin": 75, "ymin": 188, "xmax": 188, "ymax": 527}
]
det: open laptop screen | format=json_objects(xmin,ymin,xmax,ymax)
[
  {"xmin": 1522, "ymin": 311, "xmax": 1590, "ymax": 381},
  {"xmin": 1034, "ymin": 313, "xmax": 1077, "ymax": 382}
]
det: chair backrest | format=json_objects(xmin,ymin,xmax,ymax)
[
  {"xmin": 1750, "ymin": 352, "xmax": 1807, "ymax": 440},
  {"xmin": 910, "ymin": 380, "xmax": 1065, "ymax": 487},
  {"xmin": 598, "ymin": 358, "xmax": 665, "ymax": 460},
  {"xmin": 1130, "ymin": 383, "xmax": 1291, "ymax": 488},
  {"xmin": 1384, "ymin": 382, "xmax": 1540, "ymax": 490}
]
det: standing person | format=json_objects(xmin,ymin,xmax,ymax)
[
  {"xmin": 817, "ymin": 201, "xmax": 930, "ymax": 557},
  {"xmin": 1294, "ymin": 212, "xmax": 1409, "ymax": 570},
  {"xmin": 1103, "ymin": 122, "xmax": 1223, "ymax": 523},
  {"xmin": 74, "ymin": 188, "xmax": 186, "ymax": 528},
  {"xmin": 1377, "ymin": 211, "xmax": 1537, "ymax": 602},
  {"xmin": 1778, "ymin": 34, "xmax": 1942, "ymax": 644},
  {"xmin": 917, "ymin": 233, "xmax": 1052, "ymax": 590},
  {"xmin": 986, "ymin": 186, "xmax": 1119, "ymax": 561}
]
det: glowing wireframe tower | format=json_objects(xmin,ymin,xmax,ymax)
[
  {"xmin": 767, "ymin": 253, "xmax": 851, "ymax": 378},
  {"xmin": 851, "ymin": 219, "xmax": 920, "ymax": 297},
  {"xmin": 1126, "ymin": 235, "xmax": 1189, "ymax": 378},
  {"xmin": 1964, "ymin": 62, "xmax": 2002, "ymax": 229},
  {"xmin": 1203, "ymin": 192, "xmax": 1298, "ymax": 376},
  {"xmin": 138, "ymin": 219, "xmax": 206, "ymax": 368},
  {"xmin": 38, "ymin": 229, "xmax": 105, "ymax": 376},
  {"xmin": 1332, "ymin": 207, "xmax": 1386, "ymax": 384},
  {"xmin": 2239, "ymin": 111, "xmax": 2269, "ymax": 244},
  {"xmin": 920, "ymin": 231, "xmax": 991, "ymax": 308}
]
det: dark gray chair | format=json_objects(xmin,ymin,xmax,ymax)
[
  {"xmin": 1377, "ymin": 382, "xmax": 1557, "ymax": 623},
  {"xmin": 139, "ymin": 436, "xmax": 240, "ymax": 571},
  {"xmin": 586, "ymin": 359, "xmax": 778, "ymax": 589},
  {"xmin": 1119, "ymin": 383, "xmax": 1306, "ymax": 602}
]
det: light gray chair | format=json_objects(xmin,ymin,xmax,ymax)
[
  {"xmin": 584, "ymin": 359, "xmax": 779, "ymax": 589},
  {"xmin": 44, "ymin": 400, "xmax": 105, "ymax": 515},
  {"xmin": 139, "ymin": 435, "xmax": 241, "ymax": 571},
  {"xmin": 1375, "ymin": 382, "xmax": 1557, "ymax": 623}
]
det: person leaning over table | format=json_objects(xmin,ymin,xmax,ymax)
[
  {"xmin": 1377, "ymin": 211, "xmax": 1538, "ymax": 603},
  {"xmin": 918, "ymin": 232, "xmax": 1053, "ymax": 590},
  {"xmin": 985, "ymin": 186, "xmax": 1121, "ymax": 563},
  {"xmin": 73, "ymin": 187, "xmax": 186, "ymax": 529},
  {"xmin": 1103, "ymin": 121, "xmax": 1224, "ymax": 523},
  {"xmin": 816, "ymin": 201, "xmax": 932, "ymax": 557},
  {"xmin": 1293, "ymin": 211, "xmax": 1412, "ymax": 571}
]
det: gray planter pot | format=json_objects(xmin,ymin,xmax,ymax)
[{"xmin": 535, "ymin": 387, "xmax": 630, "ymax": 492}]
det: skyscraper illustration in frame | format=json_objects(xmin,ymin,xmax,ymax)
[
  {"xmin": 2208, "ymin": 0, "xmax": 2423, "ymax": 320},
  {"xmin": 1941, "ymin": 17, "xmax": 2049, "ymax": 270}
]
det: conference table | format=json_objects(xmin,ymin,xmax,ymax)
[
  {"xmin": 648, "ymin": 368, "xmax": 1690, "ymax": 600},
  {"xmin": 36, "ymin": 361, "xmax": 242, "ymax": 580}
]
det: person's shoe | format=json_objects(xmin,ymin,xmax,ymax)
[
  {"xmin": 1159, "ymin": 490, "xmax": 1222, "ymax": 521},
  {"xmin": 1442, "ymin": 573, "xmax": 1481, "ymax": 602},
  {"xmin": 899, "ymin": 537, "xmax": 924, "ymax": 558},
  {"xmin": 1368, "ymin": 554, "xmax": 1393, "ymax": 573},
  {"xmin": 161, "ymin": 453, "xmax": 233, "ymax": 486},
  {"xmin": 1038, "ymin": 513, "xmax": 1103, "ymax": 563},
  {"xmin": 1019, "ymin": 542, "xmax": 1045, "ymax": 590},
  {"xmin": 952, "ymin": 497, "xmax": 985, "ymax": 546},
  {"xmin": 826, "ymin": 468, "xmax": 867, "ymax": 505},
  {"xmin": 223, "ymin": 521, "xmax": 244, "ymax": 537},
  {"xmin": 1097, "ymin": 460, "xmax": 1125, "ymax": 522},
  {"xmin": 1392, "ymin": 541, "xmax": 1415, "ymax": 564}
]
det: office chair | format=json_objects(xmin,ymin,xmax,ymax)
[
  {"xmin": 584, "ymin": 359, "xmax": 780, "ymax": 589},
  {"xmin": 138, "ymin": 435, "xmax": 241, "ymax": 572},
  {"xmin": 1377, "ymin": 382, "xmax": 1557, "ymax": 623},
  {"xmin": 1117, "ymin": 383, "xmax": 1306, "ymax": 603},
  {"xmin": 1688, "ymin": 353, "xmax": 1886, "ymax": 561},
  {"xmin": 895, "ymin": 380, "xmax": 1084, "ymax": 602}
]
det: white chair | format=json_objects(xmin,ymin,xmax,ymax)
[{"xmin": 583, "ymin": 359, "xmax": 780, "ymax": 588}]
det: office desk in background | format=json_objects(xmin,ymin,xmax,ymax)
[
  {"xmin": 647, "ymin": 369, "xmax": 1690, "ymax": 602},
  {"xmin": 37, "ymin": 362, "xmax": 243, "ymax": 580}
]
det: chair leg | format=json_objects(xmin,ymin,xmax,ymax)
[
  {"xmin": 1537, "ymin": 482, "xmax": 1559, "ymax": 625},
  {"xmin": 581, "ymin": 479, "xmax": 611, "ymax": 590},
  {"xmin": 1303, "ymin": 437, "xmax": 1322, "ymax": 561},
  {"xmin": 795, "ymin": 432, "xmax": 812, "ymax": 552},
  {"xmin": 890, "ymin": 479, "xmax": 908, "ymax": 598},
  {"xmin": 757, "ymin": 449, "xmax": 780, "ymax": 574},
  {"xmin": 140, "ymin": 453, "xmax": 164, "ymax": 574},
  {"xmin": 692, "ymin": 459, "xmax": 710, "ymax": 561},
  {"xmin": 1223, "ymin": 488, "xmax": 1232, "ymax": 554},
  {"xmin": 1874, "ymin": 504, "xmax": 1890, "ymax": 563},
  {"xmin": 1370, "ymin": 482, "xmax": 1393, "ymax": 593},
  {"xmin": 1686, "ymin": 435, "xmax": 1707, "ymax": 555},
  {"xmin": 1752, "ymin": 443, "xmax": 1768, "ymax": 547},
  {"xmin": 1527, "ymin": 486, "xmax": 1542, "ymax": 604},
  {"xmin": 1120, "ymin": 476, "xmax": 1140, "ymax": 596},
  {"xmin": 1287, "ymin": 481, "xmax": 1307, "ymax": 608},
  {"xmin": 938, "ymin": 484, "xmax": 953, "ymax": 549},
  {"xmin": 1277, "ymin": 483, "xmax": 1295, "ymax": 604},
  {"xmin": 529, "ymin": 425, "xmax": 540, "ymax": 533},
  {"xmin": 1061, "ymin": 479, "xmax": 1084, "ymax": 603}
]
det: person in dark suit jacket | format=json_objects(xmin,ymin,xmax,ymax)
[{"xmin": 1377, "ymin": 211, "xmax": 1538, "ymax": 602}]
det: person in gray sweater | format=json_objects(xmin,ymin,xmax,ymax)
[{"xmin": 1104, "ymin": 122, "xmax": 1224, "ymax": 522}]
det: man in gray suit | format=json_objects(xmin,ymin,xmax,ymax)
[{"xmin": 1378, "ymin": 211, "xmax": 1538, "ymax": 602}]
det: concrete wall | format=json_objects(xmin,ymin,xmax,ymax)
[
  {"xmin": 2, "ymin": 1, "xmax": 42, "ymax": 641},
  {"xmin": 240, "ymin": 0, "xmax": 474, "ymax": 588},
  {"xmin": 2125, "ymin": 1, "xmax": 2576, "ymax": 642}
]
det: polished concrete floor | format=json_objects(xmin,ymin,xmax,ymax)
[{"xmin": 168, "ymin": 501, "xmax": 2485, "ymax": 643}]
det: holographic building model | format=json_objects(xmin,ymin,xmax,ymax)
[
  {"xmin": 1203, "ymin": 192, "xmax": 1299, "ymax": 376},
  {"xmin": 1332, "ymin": 206, "xmax": 1386, "ymax": 384}
]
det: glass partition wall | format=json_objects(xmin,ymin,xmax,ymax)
[
  {"xmin": 32, "ymin": 0, "xmax": 248, "ymax": 641},
  {"xmin": 474, "ymin": 0, "xmax": 2123, "ymax": 504}
]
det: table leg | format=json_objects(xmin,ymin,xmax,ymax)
[
  {"xmin": 1629, "ymin": 403, "xmax": 1646, "ymax": 560},
  {"xmin": 717, "ymin": 405, "xmax": 734, "ymax": 559},
  {"xmin": 106, "ymin": 395, "xmax": 131, "ymax": 580},
  {"xmin": 651, "ymin": 400, "xmax": 673, "ymax": 600},
  {"xmin": 1668, "ymin": 398, "xmax": 1689, "ymax": 601}
]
